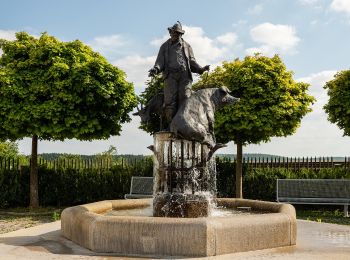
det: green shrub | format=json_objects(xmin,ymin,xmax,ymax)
[
  {"xmin": 1, "ymin": 156, "xmax": 349, "ymax": 208},
  {"xmin": 215, "ymin": 158, "xmax": 350, "ymax": 201},
  {"xmin": 0, "ymin": 158, "xmax": 153, "ymax": 208}
]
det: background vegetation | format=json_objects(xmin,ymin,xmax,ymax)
[{"xmin": 1, "ymin": 156, "xmax": 349, "ymax": 208}]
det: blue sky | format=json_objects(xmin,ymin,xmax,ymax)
[{"xmin": 1, "ymin": 0, "xmax": 350, "ymax": 156}]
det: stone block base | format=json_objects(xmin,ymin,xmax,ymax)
[{"xmin": 153, "ymin": 193, "xmax": 209, "ymax": 218}]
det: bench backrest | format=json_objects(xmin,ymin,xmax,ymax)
[
  {"xmin": 277, "ymin": 179, "xmax": 350, "ymax": 199},
  {"xmin": 130, "ymin": 176, "xmax": 153, "ymax": 195}
]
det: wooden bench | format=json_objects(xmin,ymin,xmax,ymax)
[
  {"xmin": 277, "ymin": 179, "xmax": 350, "ymax": 217},
  {"xmin": 124, "ymin": 176, "xmax": 153, "ymax": 199}
]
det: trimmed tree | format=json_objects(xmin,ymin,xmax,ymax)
[
  {"xmin": 0, "ymin": 32, "xmax": 137, "ymax": 207},
  {"xmin": 195, "ymin": 54, "xmax": 315, "ymax": 198},
  {"xmin": 137, "ymin": 75, "xmax": 165, "ymax": 134},
  {"xmin": 323, "ymin": 70, "xmax": 350, "ymax": 135},
  {"xmin": 0, "ymin": 141, "xmax": 19, "ymax": 158}
]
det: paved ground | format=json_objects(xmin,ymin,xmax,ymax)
[{"xmin": 0, "ymin": 220, "xmax": 349, "ymax": 260}]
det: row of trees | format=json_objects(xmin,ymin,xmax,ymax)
[{"xmin": 1, "ymin": 31, "xmax": 349, "ymax": 206}]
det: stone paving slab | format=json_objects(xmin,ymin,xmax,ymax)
[{"xmin": 0, "ymin": 220, "xmax": 349, "ymax": 259}]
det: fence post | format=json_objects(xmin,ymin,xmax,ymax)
[
  {"xmin": 345, "ymin": 157, "xmax": 347, "ymax": 169},
  {"xmin": 331, "ymin": 157, "xmax": 333, "ymax": 168}
]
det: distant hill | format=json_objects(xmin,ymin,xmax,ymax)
[
  {"xmin": 216, "ymin": 153, "xmax": 285, "ymax": 160},
  {"xmin": 39, "ymin": 153, "xmax": 149, "ymax": 161},
  {"xmin": 38, "ymin": 153, "xmax": 346, "ymax": 162}
]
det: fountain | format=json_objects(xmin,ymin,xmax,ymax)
[
  {"xmin": 61, "ymin": 22, "xmax": 296, "ymax": 257},
  {"xmin": 61, "ymin": 131, "xmax": 296, "ymax": 257},
  {"xmin": 152, "ymin": 132, "xmax": 216, "ymax": 218}
]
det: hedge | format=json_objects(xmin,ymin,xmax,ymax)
[
  {"xmin": 1, "ymin": 158, "xmax": 349, "ymax": 208},
  {"xmin": 214, "ymin": 159, "xmax": 350, "ymax": 200},
  {"xmin": 0, "ymin": 161, "xmax": 153, "ymax": 208}
]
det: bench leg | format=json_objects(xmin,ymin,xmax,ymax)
[{"xmin": 344, "ymin": 205, "xmax": 349, "ymax": 218}]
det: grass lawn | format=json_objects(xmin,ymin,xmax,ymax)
[{"xmin": 296, "ymin": 206, "xmax": 350, "ymax": 225}]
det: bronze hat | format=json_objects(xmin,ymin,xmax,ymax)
[{"xmin": 168, "ymin": 21, "xmax": 185, "ymax": 34}]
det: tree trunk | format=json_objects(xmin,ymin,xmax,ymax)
[
  {"xmin": 29, "ymin": 135, "xmax": 39, "ymax": 208},
  {"xmin": 235, "ymin": 140, "xmax": 243, "ymax": 198}
]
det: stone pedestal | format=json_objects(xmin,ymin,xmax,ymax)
[{"xmin": 152, "ymin": 132, "xmax": 216, "ymax": 218}]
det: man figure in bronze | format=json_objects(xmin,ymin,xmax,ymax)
[{"xmin": 149, "ymin": 21, "xmax": 210, "ymax": 129}]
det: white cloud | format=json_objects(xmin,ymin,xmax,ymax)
[
  {"xmin": 112, "ymin": 55, "xmax": 155, "ymax": 93},
  {"xmin": 151, "ymin": 25, "xmax": 239, "ymax": 66},
  {"xmin": 150, "ymin": 35, "xmax": 168, "ymax": 47},
  {"xmin": 297, "ymin": 70, "xmax": 337, "ymax": 117},
  {"xmin": 299, "ymin": 0, "xmax": 320, "ymax": 6},
  {"xmin": 246, "ymin": 23, "xmax": 300, "ymax": 56},
  {"xmin": 88, "ymin": 34, "xmax": 127, "ymax": 58},
  {"xmin": 330, "ymin": 0, "xmax": 350, "ymax": 15},
  {"xmin": 247, "ymin": 4, "xmax": 263, "ymax": 15},
  {"xmin": 0, "ymin": 29, "xmax": 17, "ymax": 40},
  {"xmin": 216, "ymin": 32, "xmax": 237, "ymax": 45},
  {"xmin": 0, "ymin": 30, "xmax": 17, "ymax": 56},
  {"xmin": 232, "ymin": 20, "xmax": 247, "ymax": 28}
]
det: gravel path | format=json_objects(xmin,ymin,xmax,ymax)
[{"xmin": 0, "ymin": 214, "xmax": 54, "ymax": 234}]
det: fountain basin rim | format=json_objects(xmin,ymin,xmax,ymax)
[
  {"xmin": 61, "ymin": 198, "xmax": 296, "ymax": 257},
  {"xmin": 78, "ymin": 198, "xmax": 295, "ymax": 221}
]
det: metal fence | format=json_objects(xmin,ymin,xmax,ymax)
[
  {"xmin": 1, "ymin": 156, "xmax": 349, "ymax": 171},
  {"xmin": 0, "ymin": 157, "xmax": 152, "ymax": 170},
  {"xmin": 242, "ymin": 157, "xmax": 350, "ymax": 170}
]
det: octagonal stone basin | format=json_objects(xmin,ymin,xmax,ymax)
[{"xmin": 61, "ymin": 198, "xmax": 296, "ymax": 257}]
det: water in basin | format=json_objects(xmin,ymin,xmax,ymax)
[{"xmin": 103, "ymin": 205, "xmax": 268, "ymax": 218}]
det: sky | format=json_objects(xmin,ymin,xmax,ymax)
[{"xmin": 1, "ymin": 0, "xmax": 350, "ymax": 157}]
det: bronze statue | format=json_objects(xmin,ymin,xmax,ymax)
[
  {"xmin": 135, "ymin": 22, "xmax": 240, "ymax": 156},
  {"xmin": 149, "ymin": 21, "xmax": 210, "ymax": 129},
  {"xmin": 170, "ymin": 86, "xmax": 239, "ymax": 149},
  {"xmin": 138, "ymin": 23, "xmax": 241, "ymax": 218}
]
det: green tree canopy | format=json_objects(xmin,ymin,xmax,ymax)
[
  {"xmin": 323, "ymin": 70, "xmax": 350, "ymax": 135},
  {"xmin": 0, "ymin": 32, "xmax": 137, "ymax": 206},
  {"xmin": 195, "ymin": 54, "xmax": 315, "ymax": 197},
  {"xmin": 195, "ymin": 54, "xmax": 315, "ymax": 144},
  {"xmin": 0, "ymin": 32, "xmax": 137, "ymax": 141}
]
